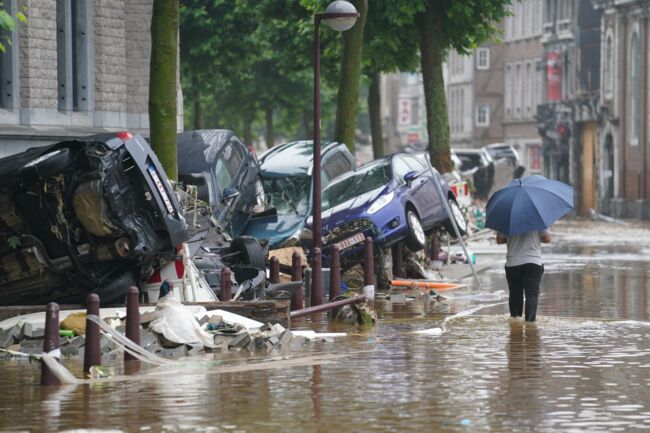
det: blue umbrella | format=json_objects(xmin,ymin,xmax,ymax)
[{"xmin": 485, "ymin": 175, "xmax": 573, "ymax": 236}]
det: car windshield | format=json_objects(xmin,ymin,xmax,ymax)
[
  {"xmin": 322, "ymin": 161, "xmax": 391, "ymax": 211},
  {"xmin": 263, "ymin": 176, "xmax": 311, "ymax": 215}
]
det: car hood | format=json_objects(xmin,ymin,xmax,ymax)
[
  {"xmin": 304, "ymin": 186, "xmax": 386, "ymax": 230},
  {"xmin": 243, "ymin": 213, "xmax": 307, "ymax": 248}
]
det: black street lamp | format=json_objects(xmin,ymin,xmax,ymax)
[{"xmin": 312, "ymin": 1, "xmax": 359, "ymax": 252}]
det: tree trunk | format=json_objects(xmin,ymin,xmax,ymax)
[
  {"xmin": 149, "ymin": 0, "xmax": 179, "ymax": 180},
  {"xmin": 418, "ymin": 0, "xmax": 451, "ymax": 173},
  {"xmin": 334, "ymin": 0, "xmax": 368, "ymax": 152},
  {"xmin": 265, "ymin": 104, "xmax": 274, "ymax": 147},
  {"xmin": 368, "ymin": 72, "xmax": 384, "ymax": 158}
]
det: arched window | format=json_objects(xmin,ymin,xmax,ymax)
[
  {"xmin": 604, "ymin": 33, "xmax": 613, "ymax": 96},
  {"xmin": 629, "ymin": 31, "xmax": 641, "ymax": 145}
]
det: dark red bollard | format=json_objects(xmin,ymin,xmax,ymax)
[
  {"xmin": 83, "ymin": 293, "xmax": 101, "ymax": 374},
  {"xmin": 125, "ymin": 286, "xmax": 140, "ymax": 362},
  {"xmin": 41, "ymin": 302, "xmax": 61, "ymax": 386},
  {"xmin": 311, "ymin": 248, "xmax": 324, "ymax": 307},
  {"xmin": 270, "ymin": 256, "xmax": 280, "ymax": 284},
  {"xmin": 291, "ymin": 252, "xmax": 303, "ymax": 311},
  {"xmin": 329, "ymin": 245, "xmax": 341, "ymax": 301},
  {"xmin": 220, "ymin": 266, "xmax": 232, "ymax": 301},
  {"xmin": 429, "ymin": 234, "xmax": 439, "ymax": 261},
  {"xmin": 363, "ymin": 237, "xmax": 375, "ymax": 300},
  {"xmin": 392, "ymin": 243, "xmax": 403, "ymax": 278}
]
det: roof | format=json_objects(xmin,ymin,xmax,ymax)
[
  {"xmin": 177, "ymin": 129, "xmax": 233, "ymax": 174},
  {"xmin": 259, "ymin": 140, "xmax": 342, "ymax": 177}
]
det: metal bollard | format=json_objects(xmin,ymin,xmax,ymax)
[
  {"xmin": 392, "ymin": 243, "xmax": 403, "ymax": 278},
  {"xmin": 83, "ymin": 293, "xmax": 101, "ymax": 374},
  {"xmin": 363, "ymin": 237, "xmax": 375, "ymax": 300},
  {"xmin": 41, "ymin": 302, "xmax": 60, "ymax": 386},
  {"xmin": 219, "ymin": 266, "xmax": 232, "ymax": 301},
  {"xmin": 329, "ymin": 245, "xmax": 341, "ymax": 301},
  {"xmin": 429, "ymin": 234, "xmax": 439, "ymax": 261},
  {"xmin": 291, "ymin": 252, "xmax": 303, "ymax": 311},
  {"xmin": 125, "ymin": 286, "xmax": 140, "ymax": 362},
  {"xmin": 311, "ymin": 248, "xmax": 324, "ymax": 306},
  {"xmin": 270, "ymin": 256, "xmax": 280, "ymax": 284}
]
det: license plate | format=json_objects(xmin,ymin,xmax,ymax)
[{"xmin": 334, "ymin": 233, "xmax": 365, "ymax": 251}]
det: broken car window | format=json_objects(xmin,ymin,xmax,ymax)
[{"xmin": 262, "ymin": 176, "xmax": 311, "ymax": 215}]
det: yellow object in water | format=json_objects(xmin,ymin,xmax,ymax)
[{"xmin": 60, "ymin": 312, "xmax": 87, "ymax": 335}]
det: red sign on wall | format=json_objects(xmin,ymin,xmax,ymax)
[{"xmin": 546, "ymin": 51, "xmax": 562, "ymax": 101}]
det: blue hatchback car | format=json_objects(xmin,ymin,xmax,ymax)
[{"xmin": 301, "ymin": 152, "xmax": 467, "ymax": 267}]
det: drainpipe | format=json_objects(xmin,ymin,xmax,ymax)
[{"xmin": 620, "ymin": 14, "xmax": 627, "ymax": 199}]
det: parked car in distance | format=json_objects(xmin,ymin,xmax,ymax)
[
  {"xmin": 177, "ymin": 129, "xmax": 264, "ymax": 238},
  {"xmin": 452, "ymin": 147, "xmax": 495, "ymax": 199},
  {"xmin": 0, "ymin": 132, "xmax": 187, "ymax": 305},
  {"xmin": 484, "ymin": 143, "xmax": 520, "ymax": 167},
  {"xmin": 301, "ymin": 152, "xmax": 467, "ymax": 268},
  {"xmin": 243, "ymin": 140, "xmax": 356, "ymax": 249}
]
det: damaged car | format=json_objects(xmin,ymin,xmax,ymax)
[
  {"xmin": 243, "ymin": 140, "xmax": 356, "ymax": 248},
  {"xmin": 0, "ymin": 132, "xmax": 187, "ymax": 305},
  {"xmin": 176, "ymin": 130, "xmax": 279, "ymax": 300},
  {"xmin": 301, "ymin": 152, "xmax": 467, "ymax": 268}
]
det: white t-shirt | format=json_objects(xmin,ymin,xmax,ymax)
[{"xmin": 500, "ymin": 230, "xmax": 549, "ymax": 267}]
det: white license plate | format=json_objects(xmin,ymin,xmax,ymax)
[{"xmin": 334, "ymin": 233, "xmax": 366, "ymax": 251}]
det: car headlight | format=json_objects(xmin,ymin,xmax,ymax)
[
  {"xmin": 367, "ymin": 191, "xmax": 394, "ymax": 215},
  {"xmin": 301, "ymin": 227, "xmax": 313, "ymax": 240}
]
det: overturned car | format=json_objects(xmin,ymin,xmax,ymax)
[{"xmin": 0, "ymin": 132, "xmax": 187, "ymax": 305}]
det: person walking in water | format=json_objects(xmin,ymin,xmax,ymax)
[{"xmin": 496, "ymin": 230, "xmax": 551, "ymax": 322}]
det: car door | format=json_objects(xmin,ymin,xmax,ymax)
[
  {"xmin": 402, "ymin": 155, "xmax": 438, "ymax": 224},
  {"xmin": 392, "ymin": 156, "xmax": 427, "ymax": 219},
  {"xmin": 211, "ymin": 138, "xmax": 249, "ymax": 235},
  {"xmin": 408, "ymin": 155, "xmax": 447, "ymax": 224}
]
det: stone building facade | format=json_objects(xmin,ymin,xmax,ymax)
[
  {"xmin": 592, "ymin": 0, "xmax": 650, "ymax": 219},
  {"xmin": 0, "ymin": 0, "xmax": 182, "ymax": 157}
]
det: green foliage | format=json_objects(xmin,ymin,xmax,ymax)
[
  {"xmin": 0, "ymin": 1, "xmax": 27, "ymax": 52},
  {"xmin": 180, "ymin": 0, "xmax": 342, "ymax": 146}
]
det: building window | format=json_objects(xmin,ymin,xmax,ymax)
[
  {"xmin": 629, "ymin": 31, "xmax": 641, "ymax": 145},
  {"xmin": 514, "ymin": 63, "xmax": 522, "ymax": 116},
  {"xmin": 525, "ymin": 62, "xmax": 532, "ymax": 114},
  {"xmin": 0, "ymin": 0, "xmax": 18, "ymax": 110},
  {"xmin": 57, "ymin": 0, "xmax": 91, "ymax": 113},
  {"xmin": 476, "ymin": 48, "xmax": 490, "ymax": 70},
  {"xmin": 476, "ymin": 104, "xmax": 490, "ymax": 127},
  {"xmin": 505, "ymin": 64, "xmax": 512, "ymax": 117},
  {"xmin": 535, "ymin": 63, "xmax": 543, "ymax": 114},
  {"xmin": 535, "ymin": 0, "xmax": 543, "ymax": 34},
  {"xmin": 604, "ymin": 33, "xmax": 614, "ymax": 97}
]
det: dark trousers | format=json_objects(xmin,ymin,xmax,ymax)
[{"xmin": 505, "ymin": 263, "xmax": 544, "ymax": 322}]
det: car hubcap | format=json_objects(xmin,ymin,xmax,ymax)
[
  {"xmin": 408, "ymin": 211, "xmax": 425, "ymax": 245},
  {"xmin": 450, "ymin": 201, "xmax": 467, "ymax": 232}
]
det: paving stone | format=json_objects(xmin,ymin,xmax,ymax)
[
  {"xmin": 20, "ymin": 323, "xmax": 45, "ymax": 340},
  {"xmin": 61, "ymin": 336, "xmax": 85, "ymax": 357},
  {"xmin": 228, "ymin": 332, "xmax": 251, "ymax": 350},
  {"xmin": 139, "ymin": 311, "xmax": 157, "ymax": 325},
  {"xmin": 278, "ymin": 330, "xmax": 294, "ymax": 347},
  {"xmin": 20, "ymin": 339, "xmax": 44, "ymax": 355},
  {"xmin": 139, "ymin": 329, "xmax": 158, "ymax": 351},
  {"xmin": 0, "ymin": 325, "xmax": 21, "ymax": 348},
  {"xmin": 100, "ymin": 335, "xmax": 117, "ymax": 354}
]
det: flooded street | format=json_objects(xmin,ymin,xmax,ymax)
[{"xmin": 2, "ymin": 220, "xmax": 650, "ymax": 433}]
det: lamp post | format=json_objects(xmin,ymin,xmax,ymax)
[{"xmin": 312, "ymin": 1, "xmax": 359, "ymax": 252}]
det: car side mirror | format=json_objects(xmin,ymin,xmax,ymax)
[
  {"xmin": 222, "ymin": 187, "xmax": 240, "ymax": 201},
  {"xmin": 404, "ymin": 171, "xmax": 418, "ymax": 183}
]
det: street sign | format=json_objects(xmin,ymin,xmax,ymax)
[{"xmin": 398, "ymin": 97, "xmax": 412, "ymax": 126}]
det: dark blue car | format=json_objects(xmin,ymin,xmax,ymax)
[{"xmin": 301, "ymin": 153, "xmax": 467, "ymax": 266}]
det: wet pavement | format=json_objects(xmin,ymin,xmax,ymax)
[{"xmin": 1, "ymin": 220, "xmax": 650, "ymax": 433}]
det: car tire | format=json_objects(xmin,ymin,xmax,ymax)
[
  {"xmin": 20, "ymin": 148, "xmax": 72, "ymax": 183},
  {"xmin": 404, "ymin": 209, "xmax": 426, "ymax": 252},
  {"xmin": 229, "ymin": 236, "xmax": 266, "ymax": 270},
  {"xmin": 445, "ymin": 199, "xmax": 468, "ymax": 238}
]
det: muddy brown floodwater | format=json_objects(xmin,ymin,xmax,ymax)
[{"xmin": 1, "ymin": 220, "xmax": 650, "ymax": 433}]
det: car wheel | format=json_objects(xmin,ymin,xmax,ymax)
[
  {"xmin": 445, "ymin": 199, "xmax": 468, "ymax": 238},
  {"xmin": 404, "ymin": 209, "xmax": 426, "ymax": 252},
  {"xmin": 229, "ymin": 236, "xmax": 266, "ymax": 270},
  {"xmin": 20, "ymin": 148, "xmax": 72, "ymax": 182}
]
